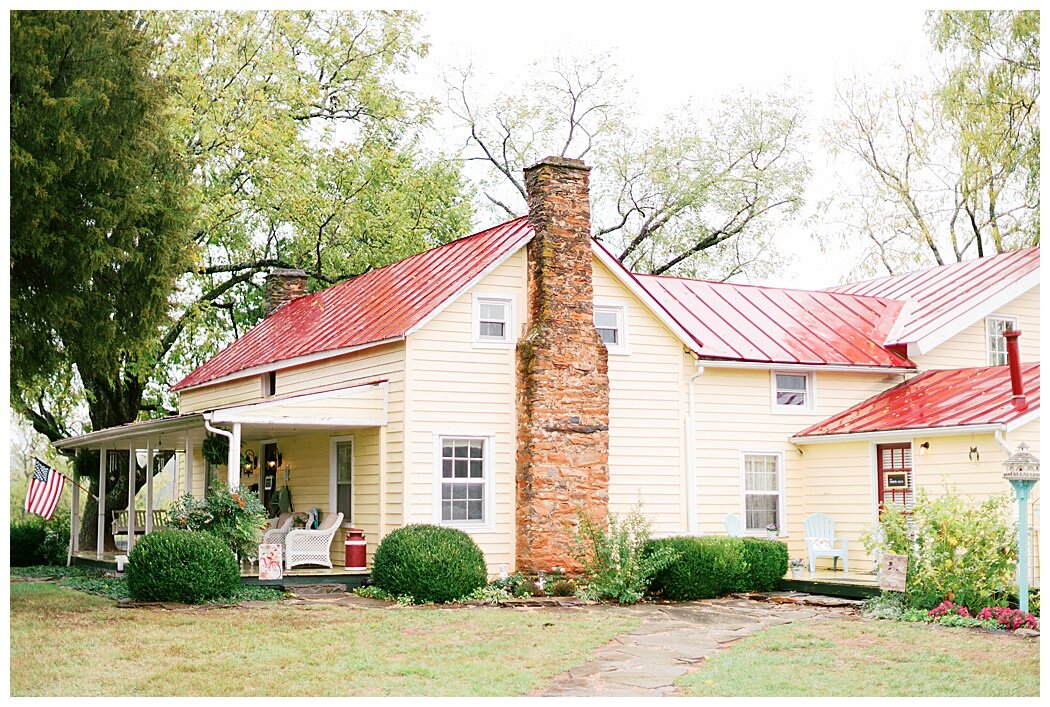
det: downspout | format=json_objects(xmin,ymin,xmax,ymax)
[
  {"xmin": 203, "ymin": 416, "xmax": 241, "ymax": 489},
  {"xmin": 685, "ymin": 361, "xmax": 704, "ymax": 534},
  {"xmin": 994, "ymin": 429, "xmax": 1013, "ymax": 456}
]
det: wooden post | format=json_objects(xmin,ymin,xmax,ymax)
[
  {"xmin": 227, "ymin": 423, "xmax": 241, "ymax": 490},
  {"xmin": 145, "ymin": 437, "xmax": 154, "ymax": 534},
  {"xmin": 185, "ymin": 431, "xmax": 194, "ymax": 497},
  {"xmin": 127, "ymin": 441, "xmax": 136, "ymax": 553},
  {"xmin": 97, "ymin": 449, "xmax": 107, "ymax": 558}
]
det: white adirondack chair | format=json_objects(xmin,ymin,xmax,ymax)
[
  {"xmin": 804, "ymin": 513, "xmax": 849, "ymax": 574},
  {"xmin": 724, "ymin": 514, "xmax": 745, "ymax": 538},
  {"xmin": 285, "ymin": 512, "xmax": 344, "ymax": 570}
]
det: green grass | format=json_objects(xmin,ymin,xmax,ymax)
[
  {"xmin": 10, "ymin": 582, "xmax": 637, "ymax": 696},
  {"xmin": 677, "ymin": 617, "xmax": 1039, "ymax": 697}
]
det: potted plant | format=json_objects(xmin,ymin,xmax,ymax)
[
  {"xmin": 765, "ymin": 523, "xmax": 779, "ymax": 540},
  {"xmin": 789, "ymin": 558, "xmax": 806, "ymax": 578},
  {"xmin": 201, "ymin": 434, "xmax": 229, "ymax": 467},
  {"xmin": 292, "ymin": 514, "xmax": 307, "ymax": 530}
]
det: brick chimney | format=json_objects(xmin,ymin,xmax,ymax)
[
  {"xmin": 264, "ymin": 268, "xmax": 309, "ymax": 317},
  {"xmin": 516, "ymin": 156, "xmax": 610, "ymax": 574}
]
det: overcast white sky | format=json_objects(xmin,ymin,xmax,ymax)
[{"xmin": 408, "ymin": 3, "xmax": 937, "ymax": 287}]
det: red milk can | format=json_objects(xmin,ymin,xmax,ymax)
[{"xmin": 345, "ymin": 527, "xmax": 367, "ymax": 570}]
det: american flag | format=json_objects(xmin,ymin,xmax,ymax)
[{"xmin": 25, "ymin": 458, "xmax": 66, "ymax": 521}]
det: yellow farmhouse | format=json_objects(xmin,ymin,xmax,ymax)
[{"xmin": 57, "ymin": 157, "xmax": 1040, "ymax": 585}]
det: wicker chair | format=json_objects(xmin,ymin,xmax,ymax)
[
  {"xmin": 285, "ymin": 512, "xmax": 344, "ymax": 570},
  {"xmin": 262, "ymin": 513, "xmax": 294, "ymax": 555}
]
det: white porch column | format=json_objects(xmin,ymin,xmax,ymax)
[
  {"xmin": 97, "ymin": 449, "xmax": 107, "ymax": 558},
  {"xmin": 184, "ymin": 431, "xmax": 194, "ymax": 497},
  {"xmin": 171, "ymin": 445, "xmax": 178, "ymax": 503},
  {"xmin": 127, "ymin": 441, "xmax": 137, "ymax": 553},
  {"xmin": 227, "ymin": 422, "xmax": 241, "ymax": 489},
  {"xmin": 70, "ymin": 473, "xmax": 80, "ymax": 555},
  {"xmin": 378, "ymin": 425, "xmax": 388, "ymax": 538},
  {"xmin": 145, "ymin": 437, "xmax": 154, "ymax": 534}
]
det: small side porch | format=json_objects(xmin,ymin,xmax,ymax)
[{"xmin": 55, "ymin": 382, "xmax": 392, "ymax": 573}]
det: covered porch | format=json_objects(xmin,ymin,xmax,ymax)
[{"xmin": 55, "ymin": 382, "xmax": 392, "ymax": 571}]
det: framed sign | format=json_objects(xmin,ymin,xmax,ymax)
[
  {"xmin": 258, "ymin": 543, "xmax": 283, "ymax": 580},
  {"xmin": 264, "ymin": 475, "xmax": 274, "ymax": 491},
  {"xmin": 885, "ymin": 472, "xmax": 908, "ymax": 488},
  {"xmin": 879, "ymin": 553, "xmax": 908, "ymax": 593}
]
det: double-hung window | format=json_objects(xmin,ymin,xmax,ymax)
[
  {"xmin": 986, "ymin": 315, "xmax": 1017, "ymax": 366},
  {"xmin": 743, "ymin": 453, "xmax": 782, "ymax": 532},
  {"xmin": 439, "ymin": 437, "xmax": 487, "ymax": 524},
  {"xmin": 330, "ymin": 437, "xmax": 353, "ymax": 523},
  {"xmin": 594, "ymin": 304, "xmax": 627, "ymax": 353},
  {"xmin": 773, "ymin": 372, "xmax": 812, "ymax": 411},
  {"xmin": 473, "ymin": 296, "xmax": 513, "ymax": 346}
]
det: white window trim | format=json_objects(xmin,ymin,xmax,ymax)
[
  {"xmin": 739, "ymin": 451, "xmax": 786, "ymax": 537},
  {"xmin": 432, "ymin": 431, "xmax": 496, "ymax": 531},
  {"xmin": 985, "ymin": 313, "xmax": 1018, "ymax": 366},
  {"xmin": 771, "ymin": 370, "xmax": 816, "ymax": 414},
  {"xmin": 472, "ymin": 293, "xmax": 516, "ymax": 349},
  {"xmin": 594, "ymin": 301, "xmax": 629, "ymax": 355},
  {"xmin": 329, "ymin": 434, "xmax": 355, "ymax": 527}
]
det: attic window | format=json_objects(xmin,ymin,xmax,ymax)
[
  {"xmin": 262, "ymin": 371, "xmax": 277, "ymax": 397},
  {"xmin": 473, "ymin": 295, "xmax": 514, "ymax": 347},
  {"xmin": 986, "ymin": 315, "xmax": 1017, "ymax": 366},
  {"xmin": 772, "ymin": 371, "xmax": 813, "ymax": 411},
  {"xmin": 594, "ymin": 304, "xmax": 628, "ymax": 354}
]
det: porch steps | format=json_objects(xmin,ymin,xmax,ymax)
[{"xmin": 776, "ymin": 578, "xmax": 880, "ymax": 600}]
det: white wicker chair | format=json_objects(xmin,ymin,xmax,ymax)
[
  {"xmin": 285, "ymin": 512, "xmax": 343, "ymax": 570},
  {"xmin": 262, "ymin": 513, "xmax": 294, "ymax": 555}
]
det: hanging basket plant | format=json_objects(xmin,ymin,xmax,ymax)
[{"xmin": 201, "ymin": 434, "xmax": 229, "ymax": 466}]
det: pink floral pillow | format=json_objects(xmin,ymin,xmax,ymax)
[{"xmin": 808, "ymin": 537, "xmax": 831, "ymax": 549}]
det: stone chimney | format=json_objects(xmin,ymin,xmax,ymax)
[
  {"xmin": 516, "ymin": 156, "xmax": 610, "ymax": 574},
  {"xmin": 264, "ymin": 268, "xmax": 309, "ymax": 317}
]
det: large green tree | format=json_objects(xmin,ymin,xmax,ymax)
[
  {"xmin": 448, "ymin": 55, "xmax": 809, "ymax": 280},
  {"xmin": 818, "ymin": 10, "xmax": 1038, "ymax": 277},
  {"xmin": 11, "ymin": 10, "xmax": 472, "ymax": 551}
]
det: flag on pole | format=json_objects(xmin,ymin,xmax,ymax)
[{"xmin": 25, "ymin": 458, "xmax": 66, "ymax": 521}]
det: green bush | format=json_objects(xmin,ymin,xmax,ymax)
[
  {"xmin": 371, "ymin": 524, "xmax": 487, "ymax": 604},
  {"xmin": 571, "ymin": 508, "xmax": 680, "ymax": 605},
  {"xmin": 862, "ymin": 487, "xmax": 1017, "ymax": 610},
  {"xmin": 167, "ymin": 482, "xmax": 268, "ymax": 559},
  {"xmin": 646, "ymin": 536, "xmax": 749, "ymax": 600},
  {"xmin": 10, "ymin": 510, "xmax": 70, "ymax": 567},
  {"xmin": 740, "ymin": 537, "xmax": 789, "ymax": 592},
  {"xmin": 125, "ymin": 529, "xmax": 240, "ymax": 604}
]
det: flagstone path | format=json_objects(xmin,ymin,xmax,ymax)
[{"xmin": 535, "ymin": 594, "xmax": 861, "ymax": 697}]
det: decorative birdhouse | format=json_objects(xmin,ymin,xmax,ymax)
[{"xmin": 1002, "ymin": 441, "xmax": 1040, "ymax": 482}]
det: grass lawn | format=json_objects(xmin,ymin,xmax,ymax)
[
  {"xmin": 677, "ymin": 617, "xmax": 1039, "ymax": 697},
  {"xmin": 9, "ymin": 582, "xmax": 637, "ymax": 697}
]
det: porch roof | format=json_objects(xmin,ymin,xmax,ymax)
[{"xmin": 54, "ymin": 381, "xmax": 389, "ymax": 450}]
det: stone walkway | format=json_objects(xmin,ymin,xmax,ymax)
[{"xmin": 537, "ymin": 594, "xmax": 860, "ymax": 697}]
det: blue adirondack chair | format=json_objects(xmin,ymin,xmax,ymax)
[
  {"xmin": 804, "ymin": 513, "xmax": 849, "ymax": 574},
  {"xmin": 724, "ymin": 513, "xmax": 745, "ymax": 538}
]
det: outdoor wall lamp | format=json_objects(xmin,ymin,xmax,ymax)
[
  {"xmin": 969, "ymin": 446, "xmax": 980, "ymax": 462},
  {"xmin": 918, "ymin": 441, "xmax": 930, "ymax": 456},
  {"xmin": 242, "ymin": 449, "xmax": 258, "ymax": 475},
  {"xmin": 267, "ymin": 447, "xmax": 283, "ymax": 470}
]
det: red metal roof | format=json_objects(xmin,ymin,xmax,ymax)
[
  {"xmin": 828, "ymin": 247, "xmax": 1040, "ymax": 346},
  {"xmin": 172, "ymin": 218, "xmax": 532, "ymax": 390},
  {"xmin": 636, "ymin": 275, "xmax": 913, "ymax": 368},
  {"xmin": 795, "ymin": 362, "xmax": 1040, "ymax": 438}
]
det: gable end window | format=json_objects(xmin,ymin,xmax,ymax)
[
  {"xmin": 262, "ymin": 371, "xmax": 277, "ymax": 397},
  {"xmin": 773, "ymin": 372, "xmax": 813, "ymax": 411},
  {"xmin": 594, "ymin": 304, "xmax": 627, "ymax": 353},
  {"xmin": 473, "ymin": 296, "xmax": 513, "ymax": 346},
  {"xmin": 438, "ymin": 436, "xmax": 489, "ymax": 524},
  {"xmin": 986, "ymin": 315, "xmax": 1018, "ymax": 366}
]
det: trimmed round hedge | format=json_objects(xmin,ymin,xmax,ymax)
[
  {"xmin": 371, "ymin": 524, "xmax": 487, "ymax": 603},
  {"xmin": 126, "ymin": 529, "xmax": 240, "ymax": 604},
  {"xmin": 646, "ymin": 536, "xmax": 750, "ymax": 600},
  {"xmin": 740, "ymin": 537, "xmax": 789, "ymax": 592},
  {"xmin": 10, "ymin": 522, "xmax": 48, "ymax": 567}
]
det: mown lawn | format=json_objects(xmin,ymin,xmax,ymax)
[
  {"xmin": 10, "ymin": 582, "xmax": 636, "ymax": 696},
  {"xmin": 677, "ymin": 617, "xmax": 1039, "ymax": 697}
]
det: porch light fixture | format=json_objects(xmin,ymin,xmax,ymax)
[
  {"xmin": 242, "ymin": 449, "xmax": 258, "ymax": 476},
  {"xmin": 918, "ymin": 442, "xmax": 930, "ymax": 456},
  {"xmin": 267, "ymin": 447, "xmax": 283, "ymax": 470},
  {"xmin": 1003, "ymin": 441, "xmax": 1039, "ymax": 614}
]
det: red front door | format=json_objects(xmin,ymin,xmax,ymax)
[{"xmin": 877, "ymin": 443, "xmax": 913, "ymax": 514}]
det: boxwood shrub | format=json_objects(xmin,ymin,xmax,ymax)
[
  {"xmin": 126, "ymin": 529, "xmax": 240, "ymax": 604},
  {"xmin": 740, "ymin": 537, "xmax": 789, "ymax": 592},
  {"xmin": 10, "ymin": 510, "xmax": 70, "ymax": 567},
  {"xmin": 646, "ymin": 536, "xmax": 750, "ymax": 600},
  {"xmin": 371, "ymin": 524, "xmax": 487, "ymax": 603}
]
